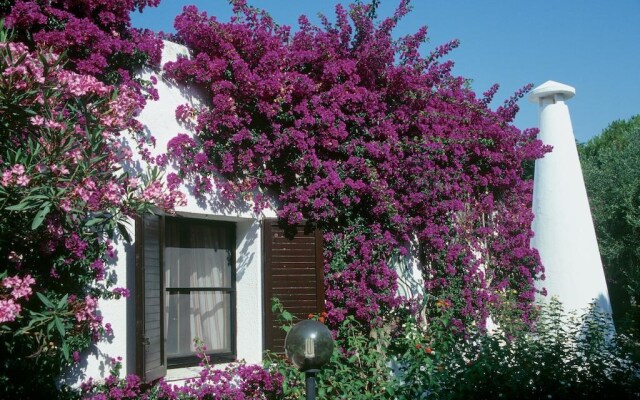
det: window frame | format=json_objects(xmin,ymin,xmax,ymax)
[{"xmin": 163, "ymin": 216, "xmax": 237, "ymax": 368}]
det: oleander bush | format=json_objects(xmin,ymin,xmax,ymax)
[
  {"xmin": 0, "ymin": 0, "xmax": 174, "ymax": 396},
  {"xmin": 0, "ymin": 25, "xmax": 181, "ymax": 399}
]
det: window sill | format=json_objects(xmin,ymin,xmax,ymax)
[
  {"xmin": 165, "ymin": 366, "xmax": 203, "ymax": 382},
  {"xmin": 164, "ymin": 357, "xmax": 237, "ymax": 383}
]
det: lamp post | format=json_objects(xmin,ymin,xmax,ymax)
[{"xmin": 284, "ymin": 319, "xmax": 334, "ymax": 400}]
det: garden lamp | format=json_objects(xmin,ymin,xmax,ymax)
[{"xmin": 284, "ymin": 319, "xmax": 334, "ymax": 400}]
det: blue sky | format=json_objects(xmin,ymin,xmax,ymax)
[{"xmin": 131, "ymin": 1, "xmax": 640, "ymax": 143}]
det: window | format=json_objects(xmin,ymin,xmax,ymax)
[
  {"xmin": 164, "ymin": 217, "xmax": 236, "ymax": 366},
  {"xmin": 136, "ymin": 214, "xmax": 236, "ymax": 381}
]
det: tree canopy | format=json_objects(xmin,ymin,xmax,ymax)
[{"xmin": 579, "ymin": 115, "xmax": 640, "ymax": 329}]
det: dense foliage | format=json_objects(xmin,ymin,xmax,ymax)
[
  {"xmin": 438, "ymin": 300, "xmax": 639, "ymax": 399},
  {"xmin": 83, "ymin": 299, "xmax": 640, "ymax": 399},
  {"xmin": 1, "ymin": 0, "xmax": 162, "ymax": 87},
  {"xmin": 266, "ymin": 298, "xmax": 640, "ymax": 400},
  {"xmin": 0, "ymin": 0, "xmax": 176, "ymax": 395},
  {"xmin": 579, "ymin": 115, "xmax": 640, "ymax": 337},
  {"xmin": 164, "ymin": 0, "xmax": 548, "ymax": 332}
]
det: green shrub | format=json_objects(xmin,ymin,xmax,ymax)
[{"xmin": 268, "ymin": 297, "xmax": 640, "ymax": 399}]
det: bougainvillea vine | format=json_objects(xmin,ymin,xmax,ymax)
[{"xmin": 164, "ymin": 0, "xmax": 549, "ymax": 330}]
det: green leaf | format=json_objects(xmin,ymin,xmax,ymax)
[
  {"xmin": 56, "ymin": 294, "xmax": 68, "ymax": 310},
  {"xmin": 24, "ymin": 194, "xmax": 49, "ymax": 201},
  {"xmin": 6, "ymin": 194, "xmax": 50, "ymax": 212},
  {"xmin": 117, "ymin": 221, "xmax": 131, "ymax": 242},
  {"xmin": 31, "ymin": 202, "xmax": 51, "ymax": 230},
  {"xmin": 54, "ymin": 317, "xmax": 65, "ymax": 337},
  {"xmin": 281, "ymin": 310, "xmax": 294, "ymax": 322},
  {"xmin": 61, "ymin": 342, "xmax": 70, "ymax": 360},
  {"xmin": 47, "ymin": 320, "xmax": 55, "ymax": 334},
  {"xmin": 271, "ymin": 298, "xmax": 282, "ymax": 312},
  {"xmin": 36, "ymin": 292, "xmax": 54, "ymax": 309},
  {"xmin": 85, "ymin": 217, "xmax": 105, "ymax": 227},
  {"xmin": 5, "ymin": 202, "xmax": 37, "ymax": 211}
]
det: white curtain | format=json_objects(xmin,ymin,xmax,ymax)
[{"xmin": 164, "ymin": 221, "xmax": 232, "ymax": 357}]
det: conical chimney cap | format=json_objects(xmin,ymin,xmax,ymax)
[{"xmin": 528, "ymin": 80, "xmax": 575, "ymax": 103}]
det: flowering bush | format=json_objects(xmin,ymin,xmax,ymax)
[
  {"xmin": 0, "ymin": 0, "xmax": 173, "ymax": 395},
  {"xmin": 1, "ymin": 0, "xmax": 162, "ymax": 84},
  {"xmin": 81, "ymin": 341, "xmax": 284, "ymax": 400},
  {"xmin": 0, "ymin": 30, "xmax": 181, "ymax": 397},
  {"xmin": 164, "ymin": 0, "xmax": 549, "ymax": 332},
  {"xmin": 81, "ymin": 298, "xmax": 640, "ymax": 399}
]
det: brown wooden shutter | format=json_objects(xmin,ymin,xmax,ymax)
[
  {"xmin": 263, "ymin": 220, "xmax": 324, "ymax": 353},
  {"xmin": 135, "ymin": 214, "xmax": 167, "ymax": 382}
]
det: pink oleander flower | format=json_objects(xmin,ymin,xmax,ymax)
[
  {"xmin": 127, "ymin": 177, "xmax": 140, "ymax": 189},
  {"xmin": 1, "ymin": 170, "xmax": 12, "ymax": 186},
  {"xmin": 30, "ymin": 115, "xmax": 45, "ymax": 126},
  {"xmin": 0, "ymin": 299, "xmax": 21, "ymax": 324},
  {"xmin": 101, "ymin": 181, "xmax": 123, "ymax": 204},
  {"xmin": 44, "ymin": 120, "xmax": 65, "ymax": 130},
  {"xmin": 75, "ymin": 295, "xmax": 98, "ymax": 325},
  {"xmin": 3, "ymin": 274, "xmax": 35, "ymax": 300},
  {"xmin": 56, "ymin": 70, "xmax": 111, "ymax": 97},
  {"xmin": 11, "ymin": 164, "xmax": 25, "ymax": 175},
  {"xmin": 59, "ymin": 198, "xmax": 72, "ymax": 212},
  {"xmin": 50, "ymin": 164, "xmax": 70, "ymax": 175},
  {"xmin": 16, "ymin": 174, "xmax": 30, "ymax": 186},
  {"xmin": 139, "ymin": 179, "xmax": 188, "ymax": 211},
  {"xmin": 68, "ymin": 149, "xmax": 82, "ymax": 164}
]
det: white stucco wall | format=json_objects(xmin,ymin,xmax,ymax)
[{"xmin": 74, "ymin": 41, "xmax": 271, "ymax": 384}]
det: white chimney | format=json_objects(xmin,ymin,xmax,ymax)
[{"xmin": 529, "ymin": 80, "xmax": 612, "ymax": 315}]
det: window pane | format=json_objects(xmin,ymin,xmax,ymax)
[
  {"xmin": 165, "ymin": 220, "xmax": 232, "ymax": 288},
  {"xmin": 165, "ymin": 292, "xmax": 232, "ymax": 358},
  {"xmin": 165, "ymin": 247, "xmax": 232, "ymax": 288}
]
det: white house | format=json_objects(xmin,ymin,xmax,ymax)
[
  {"xmin": 76, "ymin": 45, "xmax": 614, "ymax": 386},
  {"xmin": 77, "ymin": 41, "xmax": 325, "ymax": 384}
]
